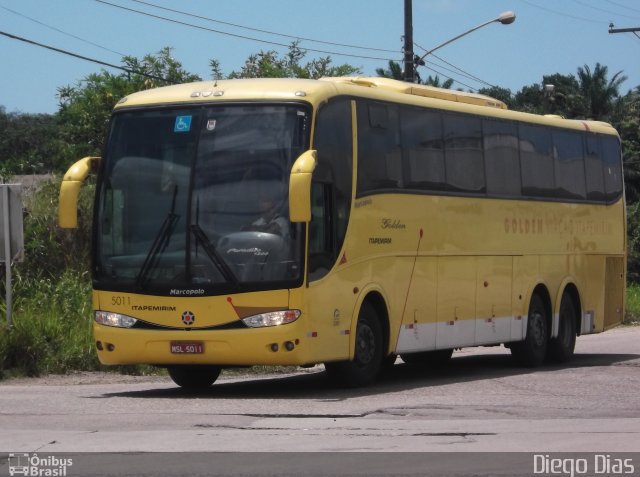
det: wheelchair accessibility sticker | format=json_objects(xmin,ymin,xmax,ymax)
[{"xmin": 174, "ymin": 115, "xmax": 192, "ymax": 133}]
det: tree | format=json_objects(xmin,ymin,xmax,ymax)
[
  {"xmin": 223, "ymin": 42, "xmax": 360, "ymax": 80},
  {"xmin": 540, "ymin": 73, "xmax": 585, "ymax": 118},
  {"xmin": 376, "ymin": 60, "xmax": 403, "ymax": 80},
  {"xmin": 576, "ymin": 63, "xmax": 627, "ymax": 120},
  {"xmin": 57, "ymin": 48, "xmax": 200, "ymax": 159},
  {"xmin": 375, "ymin": 60, "xmax": 454, "ymax": 89},
  {"xmin": 0, "ymin": 107, "xmax": 62, "ymax": 178},
  {"xmin": 513, "ymin": 83, "xmax": 544, "ymax": 114},
  {"xmin": 477, "ymin": 86, "xmax": 514, "ymax": 109},
  {"xmin": 612, "ymin": 86, "xmax": 640, "ymax": 202},
  {"xmin": 422, "ymin": 75, "xmax": 454, "ymax": 89}
]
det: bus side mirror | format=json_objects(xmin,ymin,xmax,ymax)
[
  {"xmin": 58, "ymin": 156, "xmax": 101, "ymax": 228},
  {"xmin": 289, "ymin": 150, "xmax": 317, "ymax": 223}
]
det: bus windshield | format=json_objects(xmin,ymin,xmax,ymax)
[{"xmin": 95, "ymin": 104, "xmax": 309, "ymax": 295}]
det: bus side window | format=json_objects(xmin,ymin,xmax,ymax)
[
  {"xmin": 585, "ymin": 136, "xmax": 606, "ymax": 201},
  {"xmin": 602, "ymin": 136, "xmax": 623, "ymax": 202},
  {"xmin": 443, "ymin": 114, "xmax": 485, "ymax": 193},
  {"xmin": 401, "ymin": 107, "xmax": 447, "ymax": 192},
  {"xmin": 357, "ymin": 101, "xmax": 401, "ymax": 192},
  {"xmin": 520, "ymin": 124, "xmax": 555, "ymax": 198},
  {"xmin": 553, "ymin": 130, "xmax": 586, "ymax": 200},
  {"xmin": 483, "ymin": 119, "xmax": 520, "ymax": 197}
]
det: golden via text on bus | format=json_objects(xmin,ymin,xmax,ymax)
[{"xmin": 59, "ymin": 77, "xmax": 626, "ymax": 388}]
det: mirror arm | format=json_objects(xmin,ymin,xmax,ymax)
[{"xmin": 58, "ymin": 156, "xmax": 101, "ymax": 228}]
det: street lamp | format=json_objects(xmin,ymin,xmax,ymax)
[{"xmin": 410, "ymin": 11, "xmax": 516, "ymax": 82}]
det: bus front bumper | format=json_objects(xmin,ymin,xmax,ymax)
[{"xmin": 93, "ymin": 322, "xmax": 313, "ymax": 367}]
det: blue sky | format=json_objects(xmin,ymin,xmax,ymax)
[{"xmin": 1, "ymin": 0, "xmax": 639, "ymax": 114}]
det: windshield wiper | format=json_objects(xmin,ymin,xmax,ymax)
[
  {"xmin": 190, "ymin": 223, "xmax": 238, "ymax": 285},
  {"xmin": 136, "ymin": 185, "xmax": 180, "ymax": 288}
]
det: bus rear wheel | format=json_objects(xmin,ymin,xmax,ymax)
[
  {"xmin": 168, "ymin": 365, "xmax": 221, "ymax": 389},
  {"xmin": 547, "ymin": 293, "xmax": 577, "ymax": 363},
  {"xmin": 325, "ymin": 302, "xmax": 383, "ymax": 387},
  {"xmin": 510, "ymin": 293, "xmax": 549, "ymax": 367}
]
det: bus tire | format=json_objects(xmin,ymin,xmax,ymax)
[
  {"xmin": 168, "ymin": 365, "xmax": 221, "ymax": 389},
  {"xmin": 510, "ymin": 293, "xmax": 549, "ymax": 367},
  {"xmin": 324, "ymin": 302, "xmax": 383, "ymax": 387},
  {"xmin": 401, "ymin": 349, "xmax": 453, "ymax": 366},
  {"xmin": 547, "ymin": 292, "xmax": 577, "ymax": 363}
]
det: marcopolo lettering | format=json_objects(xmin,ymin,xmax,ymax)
[{"xmin": 170, "ymin": 289, "xmax": 206, "ymax": 296}]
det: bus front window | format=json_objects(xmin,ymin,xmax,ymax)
[{"xmin": 95, "ymin": 105, "xmax": 308, "ymax": 294}]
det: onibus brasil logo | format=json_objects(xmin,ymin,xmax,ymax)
[{"xmin": 8, "ymin": 453, "xmax": 73, "ymax": 476}]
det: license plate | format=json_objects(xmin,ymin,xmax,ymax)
[{"xmin": 170, "ymin": 342, "xmax": 204, "ymax": 354}]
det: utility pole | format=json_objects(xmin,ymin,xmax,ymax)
[{"xmin": 403, "ymin": 0, "xmax": 414, "ymax": 83}]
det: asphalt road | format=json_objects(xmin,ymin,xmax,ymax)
[{"xmin": 1, "ymin": 326, "xmax": 639, "ymax": 476}]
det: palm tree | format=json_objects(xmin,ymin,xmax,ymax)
[
  {"xmin": 376, "ymin": 60, "xmax": 403, "ymax": 80},
  {"xmin": 422, "ymin": 75, "xmax": 454, "ymax": 89},
  {"xmin": 376, "ymin": 60, "xmax": 454, "ymax": 89},
  {"xmin": 576, "ymin": 63, "xmax": 627, "ymax": 120}
]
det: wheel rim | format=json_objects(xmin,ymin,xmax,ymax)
[
  {"xmin": 530, "ymin": 310, "xmax": 546, "ymax": 347},
  {"xmin": 356, "ymin": 323, "xmax": 376, "ymax": 365}
]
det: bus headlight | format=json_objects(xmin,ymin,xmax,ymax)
[
  {"xmin": 95, "ymin": 311, "xmax": 137, "ymax": 328},
  {"xmin": 241, "ymin": 310, "xmax": 301, "ymax": 328}
]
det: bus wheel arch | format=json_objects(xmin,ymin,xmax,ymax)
[
  {"xmin": 359, "ymin": 291, "xmax": 390, "ymax": 358},
  {"xmin": 324, "ymin": 291, "xmax": 390, "ymax": 387},
  {"xmin": 510, "ymin": 284, "xmax": 552, "ymax": 367}
]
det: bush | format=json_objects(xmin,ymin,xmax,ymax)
[
  {"xmin": 0, "ymin": 176, "xmax": 96, "ymax": 377},
  {"xmin": 0, "ymin": 270, "xmax": 97, "ymax": 378},
  {"xmin": 625, "ymin": 282, "xmax": 640, "ymax": 325}
]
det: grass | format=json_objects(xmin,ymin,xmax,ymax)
[
  {"xmin": 625, "ymin": 282, "xmax": 640, "ymax": 325},
  {"xmin": 0, "ymin": 270, "xmax": 98, "ymax": 379}
]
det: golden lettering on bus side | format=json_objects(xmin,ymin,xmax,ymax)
[
  {"xmin": 381, "ymin": 218, "xmax": 407, "ymax": 230},
  {"xmin": 504, "ymin": 217, "xmax": 544, "ymax": 235},
  {"xmin": 504, "ymin": 216, "xmax": 612, "ymax": 236}
]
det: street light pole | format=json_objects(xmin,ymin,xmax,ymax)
[
  {"xmin": 609, "ymin": 23, "xmax": 640, "ymax": 34},
  {"xmin": 413, "ymin": 11, "xmax": 516, "ymax": 79},
  {"xmin": 403, "ymin": 0, "xmax": 415, "ymax": 83}
]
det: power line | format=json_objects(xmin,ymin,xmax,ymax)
[
  {"xmin": 0, "ymin": 30, "xmax": 171, "ymax": 83},
  {"xmin": 422, "ymin": 64, "xmax": 477, "ymax": 91},
  {"xmin": 570, "ymin": 0, "xmax": 640, "ymax": 20},
  {"xmin": 94, "ymin": 0, "xmax": 396, "ymax": 62},
  {"xmin": 0, "ymin": 4, "xmax": 126, "ymax": 57},
  {"xmin": 605, "ymin": 0, "xmax": 640, "ymax": 15},
  {"xmin": 130, "ymin": 0, "xmax": 398, "ymax": 54},
  {"xmin": 413, "ymin": 41, "xmax": 497, "ymax": 89},
  {"xmin": 519, "ymin": 0, "xmax": 607, "ymax": 24}
]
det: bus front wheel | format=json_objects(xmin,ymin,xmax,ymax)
[
  {"xmin": 324, "ymin": 302, "xmax": 383, "ymax": 387},
  {"xmin": 510, "ymin": 294, "xmax": 549, "ymax": 367},
  {"xmin": 168, "ymin": 365, "xmax": 221, "ymax": 389}
]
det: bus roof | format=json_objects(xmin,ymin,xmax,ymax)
[
  {"xmin": 115, "ymin": 77, "xmax": 617, "ymax": 136},
  {"xmin": 321, "ymin": 76, "xmax": 509, "ymax": 109}
]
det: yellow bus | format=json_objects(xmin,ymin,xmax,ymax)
[{"xmin": 59, "ymin": 76, "xmax": 625, "ymax": 388}]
